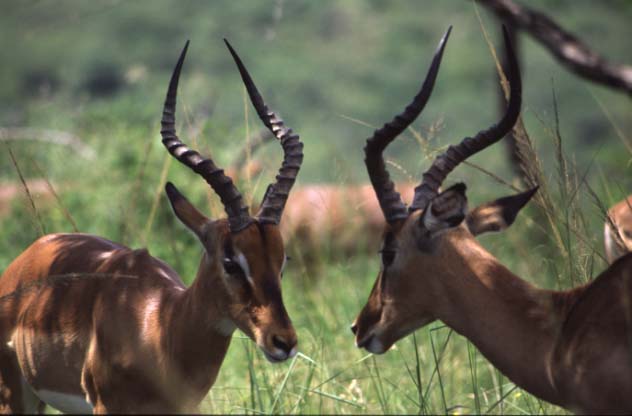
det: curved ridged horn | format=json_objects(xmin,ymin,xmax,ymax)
[
  {"xmin": 365, "ymin": 27, "xmax": 451, "ymax": 224},
  {"xmin": 409, "ymin": 26, "xmax": 522, "ymax": 212},
  {"xmin": 161, "ymin": 41, "xmax": 253, "ymax": 232},
  {"xmin": 224, "ymin": 39, "xmax": 304, "ymax": 225}
]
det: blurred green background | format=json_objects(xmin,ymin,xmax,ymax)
[
  {"xmin": 0, "ymin": 1, "xmax": 631, "ymax": 414},
  {"xmin": 1, "ymin": 0, "xmax": 630, "ymax": 184}
]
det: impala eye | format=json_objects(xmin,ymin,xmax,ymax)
[
  {"xmin": 380, "ymin": 249, "xmax": 396, "ymax": 267},
  {"xmin": 223, "ymin": 257, "xmax": 244, "ymax": 276}
]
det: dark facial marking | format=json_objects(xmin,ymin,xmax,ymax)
[
  {"xmin": 378, "ymin": 232, "xmax": 397, "ymax": 291},
  {"xmin": 222, "ymin": 239, "xmax": 247, "ymax": 281}
]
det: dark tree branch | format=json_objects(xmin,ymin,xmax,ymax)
[
  {"xmin": 478, "ymin": 0, "xmax": 632, "ymax": 95},
  {"xmin": 497, "ymin": 24, "xmax": 523, "ymax": 178}
]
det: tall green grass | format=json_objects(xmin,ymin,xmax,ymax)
[
  {"xmin": 1, "ymin": 5, "xmax": 630, "ymax": 413},
  {"xmin": 2, "ymin": 60, "xmax": 629, "ymax": 416},
  {"xmin": 2, "ymin": 99, "xmax": 627, "ymax": 415}
]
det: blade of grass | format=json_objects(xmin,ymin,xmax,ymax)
[
  {"xmin": 122, "ymin": 134, "xmax": 154, "ymax": 244},
  {"xmin": 6, "ymin": 144, "xmax": 45, "ymax": 236},
  {"xmin": 485, "ymin": 385, "xmax": 518, "ymax": 414},
  {"xmin": 291, "ymin": 353, "xmax": 318, "ymax": 414},
  {"xmin": 269, "ymin": 353, "xmax": 299, "ymax": 414},
  {"xmin": 367, "ymin": 355, "xmax": 388, "ymax": 413},
  {"xmin": 412, "ymin": 331, "xmax": 426, "ymax": 414},
  {"xmin": 588, "ymin": 87, "xmax": 632, "ymax": 155},
  {"xmin": 142, "ymin": 152, "xmax": 172, "ymax": 246},
  {"xmin": 32, "ymin": 160, "xmax": 78, "ymax": 232},
  {"xmin": 312, "ymin": 352, "xmax": 373, "ymax": 390},
  {"xmin": 243, "ymin": 338, "xmax": 264, "ymax": 413},
  {"xmin": 426, "ymin": 327, "xmax": 452, "ymax": 414},
  {"xmin": 467, "ymin": 341, "xmax": 481, "ymax": 414},
  {"xmin": 298, "ymin": 387, "xmax": 364, "ymax": 409}
]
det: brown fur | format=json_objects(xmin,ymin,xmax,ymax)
[
  {"xmin": 0, "ymin": 217, "xmax": 295, "ymax": 413},
  {"xmin": 280, "ymin": 182, "xmax": 415, "ymax": 255},
  {"xmin": 353, "ymin": 192, "xmax": 632, "ymax": 414}
]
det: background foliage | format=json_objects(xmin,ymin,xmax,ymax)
[{"xmin": 0, "ymin": 0, "xmax": 630, "ymax": 414}]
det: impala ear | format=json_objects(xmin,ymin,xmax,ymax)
[
  {"xmin": 420, "ymin": 183, "xmax": 468, "ymax": 234},
  {"xmin": 165, "ymin": 182, "xmax": 210, "ymax": 240},
  {"xmin": 466, "ymin": 187, "xmax": 538, "ymax": 236}
]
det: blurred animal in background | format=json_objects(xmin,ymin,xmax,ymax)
[
  {"xmin": 0, "ymin": 39, "xmax": 303, "ymax": 414},
  {"xmin": 280, "ymin": 182, "xmax": 415, "ymax": 259},
  {"xmin": 604, "ymin": 195, "xmax": 632, "ymax": 264},
  {"xmin": 232, "ymin": 128, "xmax": 418, "ymax": 263},
  {"xmin": 351, "ymin": 26, "xmax": 632, "ymax": 414}
]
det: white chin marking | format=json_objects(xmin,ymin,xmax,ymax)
[
  {"xmin": 35, "ymin": 389, "xmax": 93, "ymax": 414},
  {"xmin": 288, "ymin": 346, "xmax": 298, "ymax": 359},
  {"xmin": 262, "ymin": 347, "xmax": 288, "ymax": 363},
  {"xmin": 367, "ymin": 337, "xmax": 386, "ymax": 354}
]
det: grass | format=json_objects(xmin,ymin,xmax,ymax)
[
  {"xmin": 206, "ymin": 272, "xmax": 472, "ymax": 414},
  {"xmin": 0, "ymin": 3, "xmax": 630, "ymax": 414},
  {"xmin": 2, "ymin": 58, "xmax": 627, "ymax": 416}
]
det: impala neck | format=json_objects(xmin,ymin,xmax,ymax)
[
  {"xmin": 434, "ymin": 238, "xmax": 583, "ymax": 405},
  {"xmin": 165, "ymin": 255, "xmax": 235, "ymax": 403}
]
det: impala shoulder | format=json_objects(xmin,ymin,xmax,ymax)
[{"xmin": 559, "ymin": 256, "xmax": 632, "ymax": 336}]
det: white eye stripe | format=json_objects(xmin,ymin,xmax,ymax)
[
  {"xmin": 231, "ymin": 250, "xmax": 287, "ymax": 282},
  {"xmin": 234, "ymin": 250, "xmax": 253, "ymax": 284}
]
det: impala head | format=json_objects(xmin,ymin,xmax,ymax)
[
  {"xmin": 351, "ymin": 26, "xmax": 536, "ymax": 354},
  {"xmin": 160, "ymin": 40, "xmax": 303, "ymax": 362}
]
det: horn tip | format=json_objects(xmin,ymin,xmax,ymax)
[
  {"xmin": 440, "ymin": 26, "xmax": 453, "ymax": 45},
  {"xmin": 165, "ymin": 182, "xmax": 182, "ymax": 200},
  {"xmin": 224, "ymin": 38, "xmax": 237, "ymax": 56},
  {"xmin": 180, "ymin": 40, "xmax": 190, "ymax": 58},
  {"xmin": 224, "ymin": 38, "xmax": 246, "ymax": 74}
]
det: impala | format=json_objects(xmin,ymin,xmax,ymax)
[
  {"xmin": 0, "ymin": 39, "xmax": 303, "ymax": 414},
  {"xmin": 351, "ymin": 26, "xmax": 632, "ymax": 414},
  {"xmin": 605, "ymin": 195, "xmax": 632, "ymax": 263}
]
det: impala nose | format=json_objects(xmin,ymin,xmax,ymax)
[
  {"xmin": 262, "ymin": 333, "xmax": 297, "ymax": 363},
  {"xmin": 356, "ymin": 333, "xmax": 374, "ymax": 349},
  {"xmin": 272, "ymin": 334, "xmax": 296, "ymax": 356}
]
